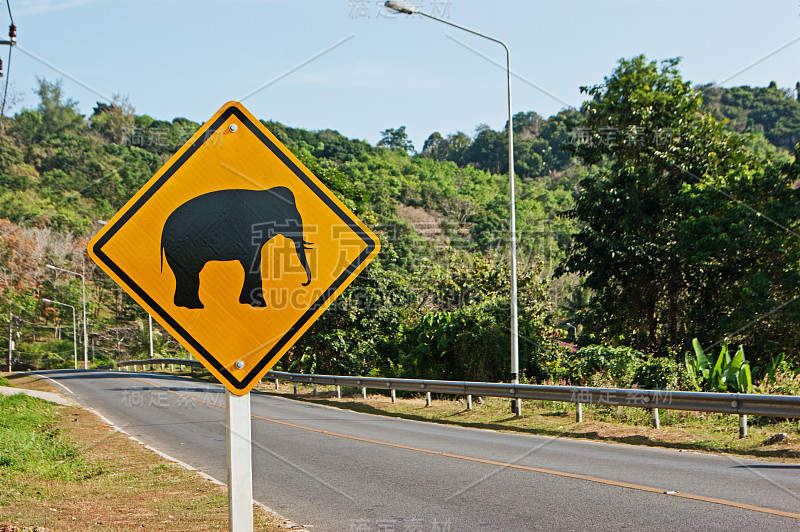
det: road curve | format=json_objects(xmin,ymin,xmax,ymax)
[{"xmin": 37, "ymin": 370, "xmax": 800, "ymax": 531}]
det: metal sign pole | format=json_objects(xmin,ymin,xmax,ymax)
[{"xmin": 226, "ymin": 390, "xmax": 253, "ymax": 531}]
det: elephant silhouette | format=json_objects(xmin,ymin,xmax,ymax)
[{"xmin": 160, "ymin": 187, "xmax": 313, "ymax": 309}]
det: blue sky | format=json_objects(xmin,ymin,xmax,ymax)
[{"xmin": 4, "ymin": 0, "xmax": 800, "ymax": 149}]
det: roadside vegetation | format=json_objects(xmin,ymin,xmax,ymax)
[
  {"xmin": 2, "ymin": 55, "xmax": 800, "ymax": 400},
  {"xmin": 0, "ymin": 375, "xmax": 282, "ymax": 531}
]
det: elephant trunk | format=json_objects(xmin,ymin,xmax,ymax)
[{"xmin": 294, "ymin": 239, "xmax": 312, "ymax": 286}]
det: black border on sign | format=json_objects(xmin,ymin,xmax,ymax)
[{"xmin": 91, "ymin": 105, "xmax": 378, "ymax": 391}]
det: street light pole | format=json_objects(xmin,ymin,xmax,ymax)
[
  {"xmin": 46, "ymin": 265, "xmax": 88, "ymax": 370},
  {"xmin": 42, "ymin": 299, "xmax": 77, "ymax": 370},
  {"xmin": 6, "ymin": 312, "xmax": 12, "ymax": 372},
  {"xmin": 385, "ymin": 1, "xmax": 521, "ymax": 414},
  {"xmin": 566, "ymin": 323, "xmax": 577, "ymax": 343}
]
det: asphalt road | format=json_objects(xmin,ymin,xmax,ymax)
[{"xmin": 37, "ymin": 370, "xmax": 800, "ymax": 531}]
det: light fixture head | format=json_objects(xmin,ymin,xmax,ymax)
[{"xmin": 384, "ymin": 1, "xmax": 416, "ymax": 15}]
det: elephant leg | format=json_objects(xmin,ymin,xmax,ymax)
[
  {"xmin": 239, "ymin": 260, "xmax": 266, "ymax": 307},
  {"xmin": 167, "ymin": 254, "xmax": 204, "ymax": 309}
]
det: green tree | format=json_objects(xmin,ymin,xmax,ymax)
[
  {"xmin": 420, "ymin": 131, "xmax": 448, "ymax": 160},
  {"xmin": 558, "ymin": 56, "xmax": 800, "ymax": 362},
  {"xmin": 89, "ymin": 96, "xmax": 135, "ymax": 144},
  {"xmin": 378, "ymin": 126, "xmax": 415, "ymax": 154},
  {"xmin": 700, "ymin": 83, "xmax": 800, "ymax": 150},
  {"xmin": 12, "ymin": 78, "xmax": 84, "ymax": 145},
  {"xmin": 466, "ymin": 125, "xmax": 506, "ymax": 174}
]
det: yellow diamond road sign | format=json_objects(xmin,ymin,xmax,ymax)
[{"xmin": 88, "ymin": 101, "xmax": 380, "ymax": 395}]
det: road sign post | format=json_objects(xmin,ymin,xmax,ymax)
[
  {"xmin": 226, "ymin": 390, "xmax": 253, "ymax": 532},
  {"xmin": 88, "ymin": 101, "xmax": 380, "ymax": 530}
]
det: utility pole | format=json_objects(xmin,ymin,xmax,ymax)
[
  {"xmin": 7, "ymin": 313, "xmax": 17, "ymax": 372},
  {"xmin": 0, "ymin": 22, "xmax": 16, "ymax": 133},
  {"xmin": 7, "ymin": 312, "xmax": 12, "ymax": 372}
]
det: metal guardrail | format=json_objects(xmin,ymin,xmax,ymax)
[
  {"xmin": 97, "ymin": 358, "xmax": 204, "ymax": 371},
  {"xmin": 266, "ymin": 371, "xmax": 800, "ymax": 419},
  {"xmin": 108, "ymin": 358, "xmax": 800, "ymax": 420}
]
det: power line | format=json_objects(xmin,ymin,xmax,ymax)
[
  {"xmin": 5, "ymin": 0, "xmax": 12, "ymax": 25},
  {"xmin": 15, "ymin": 45, "xmax": 112, "ymax": 102}
]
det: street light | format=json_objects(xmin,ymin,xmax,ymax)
[
  {"xmin": 566, "ymin": 322, "xmax": 577, "ymax": 342},
  {"xmin": 42, "ymin": 298, "xmax": 77, "ymax": 370},
  {"xmin": 45, "ymin": 264, "xmax": 88, "ymax": 370},
  {"xmin": 385, "ymin": 1, "xmax": 521, "ymax": 415}
]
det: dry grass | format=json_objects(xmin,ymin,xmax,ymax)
[{"xmin": 1, "ymin": 373, "xmax": 286, "ymax": 532}]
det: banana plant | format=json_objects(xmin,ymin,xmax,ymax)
[{"xmin": 685, "ymin": 338, "xmax": 753, "ymax": 393}]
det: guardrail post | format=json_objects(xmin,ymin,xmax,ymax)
[
  {"xmin": 391, "ymin": 389, "xmax": 396, "ymax": 403},
  {"xmin": 576, "ymin": 403, "xmax": 583, "ymax": 423},
  {"xmin": 293, "ymin": 382, "xmax": 297, "ymax": 395},
  {"xmin": 362, "ymin": 387, "xmax": 367, "ymax": 400},
  {"xmin": 426, "ymin": 392, "xmax": 432, "ymax": 407},
  {"xmin": 651, "ymin": 408, "xmax": 660, "ymax": 429},
  {"xmin": 336, "ymin": 385, "xmax": 341, "ymax": 399},
  {"xmin": 466, "ymin": 395, "xmax": 473, "ymax": 410},
  {"xmin": 275, "ymin": 379, "xmax": 280, "ymax": 390},
  {"xmin": 313, "ymin": 384, "xmax": 317, "ymax": 397},
  {"xmin": 170, "ymin": 364, "xmax": 174, "ymax": 372},
  {"xmin": 739, "ymin": 414, "xmax": 748, "ymax": 438}
]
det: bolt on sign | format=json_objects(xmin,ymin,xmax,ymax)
[{"xmin": 88, "ymin": 101, "xmax": 380, "ymax": 395}]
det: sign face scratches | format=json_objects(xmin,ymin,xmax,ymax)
[{"xmin": 88, "ymin": 101, "xmax": 380, "ymax": 395}]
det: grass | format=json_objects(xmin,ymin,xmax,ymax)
[
  {"xmin": 0, "ymin": 394, "xmax": 97, "ymax": 481},
  {"xmin": 1, "ymin": 373, "xmax": 284, "ymax": 531},
  {"xmin": 252, "ymin": 381, "xmax": 800, "ymax": 462}
]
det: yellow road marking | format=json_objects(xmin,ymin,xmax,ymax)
[{"xmin": 130, "ymin": 376, "xmax": 800, "ymax": 520}]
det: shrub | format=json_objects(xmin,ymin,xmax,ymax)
[
  {"xmin": 757, "ymin": 358, "xmax": 800, "ymax": 395},
  {"xmin": 16, "ymin": 340, "xmax": 76, "ymax": 370},
  {"xmin": 633, "ymin": 357, "xmax": 679, "ymax": 390},
  {"xmin": 90, "ymin": 353, "xmax": 116, "ymax": 370},
  {"xmin": 546, "ymin": 345, "xmax": 645, "ymax": 387}
]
